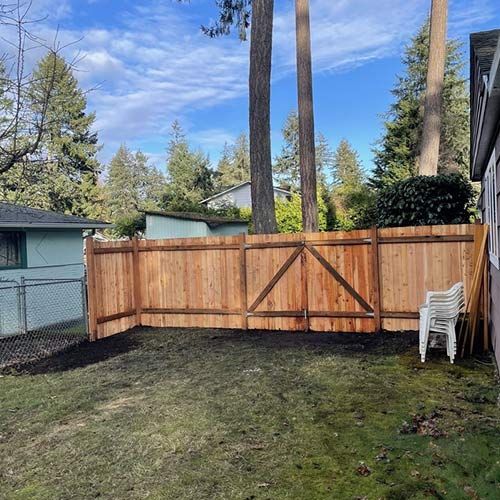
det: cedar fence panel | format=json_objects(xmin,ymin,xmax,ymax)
[{"xmin": 85, "ymin": 224, "xmax": 476, "ymax": 340}]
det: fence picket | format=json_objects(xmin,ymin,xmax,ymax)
[{"xmin": 86, "ymin": 224, "xmax": 476, "ymax": 339}]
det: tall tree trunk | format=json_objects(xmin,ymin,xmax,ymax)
[
  {"xmin": 295, "ymin": 0, "xmax": 318, "ymax": 232},
  {"xmin": 249, "ymin": 0, "xmax": 277, "ymax": 234},
  {"xmin": 419, "ymin": 0, "xmax": 448, "ymax": 176}
]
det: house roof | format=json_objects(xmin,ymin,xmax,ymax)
[
  {"xmin": 144, "ymin": 210, "xmax": 248, "ymax": 229},
  {"xmin": 470, "ymin": 29, "xmax": 500, "ymax": 180},
  {"xmin": 0, "ymin": 202, "xmax": 113, "ymax": 229},
  {"xmin": 471, "ymin": 30, "xmax": 500, "ymax": 86},
  {"xmin": 200, "ymin": 181, "xmax": 292, "ymax": 205}
]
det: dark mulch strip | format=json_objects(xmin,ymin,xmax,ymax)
[{"xmin": 4, "ymin": 327, "xmax": 418, "ymax": 376}]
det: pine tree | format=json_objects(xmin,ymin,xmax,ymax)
[
  {"xmin": 201, "ymin": 0, "xmax": 277, "ymax": 233},
  {"xmin": 274, "ymin": 111, "xmax": 332, "ymax": 191},
  {"xmin": 332, "ymin": 140, "xmax": 375, "ymax": 230},
  {"xmin": 163, "ymin": 122, "xmax": 214, "ymax": 212},
  {"xmin": 106, "ymin": 145, "xmax": 166, "ymax": 219},
  {"xmin": 371, "ymin": 20, "xmax": 469, "ymax": 189},
  {"xmin": 295, "ymin": 0, "xmax": 318, "ymax": 232},
  {"xmin": 107, "ymin": 145, "xmax": 141, "ymax": 219},
  {"xmin": 0, "ymin": 53, "xmax": 102, "ymax": 216},
  {"xmin": 420, "ymin": 0, "xmax": 448, "ymax": 175},
  {"xmin": 216, "ymin": 133, "xmax": 250, "ymax": 187}
]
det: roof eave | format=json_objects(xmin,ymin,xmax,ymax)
[
  {"xmin": 200, "ymin": 181, "xmax": 250, "ymax": 204},
  {"xmin": 472, "ymin": 88, "xmax": 500, "ymax": 180}
]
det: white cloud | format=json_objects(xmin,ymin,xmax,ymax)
[{"xmin": 0, "ymin": 0, "xmax": 496, "ymax": 163}]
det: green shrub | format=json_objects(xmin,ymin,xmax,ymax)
[
  {"xmin": 114, "ymin": 213, "xmax": 146, "ymax": 238},
  {"xmin": 376, "ymin": 174, "xmax": 475, "ymax": 228}
]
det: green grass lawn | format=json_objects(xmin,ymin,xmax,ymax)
[{"xmin": 0, "ymin": 328, "xmax": 499, "ymax": 499}]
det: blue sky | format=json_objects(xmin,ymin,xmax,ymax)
[{"xmin": 10, "ymin": 0, "xmax": 500, "ymax": 173}]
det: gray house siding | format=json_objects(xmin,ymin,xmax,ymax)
[
  {"xmin": 480, "ymin": 132, "xmax": 500, "ymax": 367},
  {"xmin": 204, "ymin": 182, "xmax": 291, "ymax": 209},
  {"xmin": 471, "ymin": 30, "xmax": 500, "ymax": 368}
]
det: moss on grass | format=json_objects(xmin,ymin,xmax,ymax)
[{"xmin": 0, "ymin": 328, "xmax": 498, "ymax": 499}]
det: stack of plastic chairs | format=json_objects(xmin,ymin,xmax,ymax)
[{"xmin": 419, "ymin": 283, "xmax": 465, "ymax": 364}]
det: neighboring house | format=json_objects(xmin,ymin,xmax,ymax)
[
  {"xmin": 200, "ymin": 181, "xmax": 292, "ymax": 210},
  {"xmin": 0, "ymin": 202, "xmax": 112, "ymax": 335},
  {"xmin": 470, "ymin": 29, "xmax": 500, "ymax": 367},
  {"xmin": 145, "ymin": 211, "xmax": 249, "ymax": 239}
]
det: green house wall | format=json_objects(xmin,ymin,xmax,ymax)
[
  {"xmin": 0, "ymin": 229, "xmax": 85, "ymax": 336},
  {"xmin": 145, "ymin": 214, "xmax": 248, "ymax": 240}
]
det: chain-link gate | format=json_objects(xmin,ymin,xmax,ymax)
[{"xmin": 0, "ymin": 277, "xmax": 88, "ymax": 368}]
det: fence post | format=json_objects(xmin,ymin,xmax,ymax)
[
  {"xmin": 239, "ymin": 233, "xmax": 248, "ymax": 330},
  {"xmin": 81, "ymin": 273, "xmax": 89, "ymax": 338},
  {"xmin": 20, "ymin": 276, "xmax": 27, "ymax": 335},
  {"xmin": 85, "ymin": 237, "xmax": 98, "ymax": 341},
  {"xmin": 370, "ymin": 226, "xmax": 382, "ymax": 333},
  {"xmin": 132, "ymin": 237, "xmax": 142, "ymax": 327}
]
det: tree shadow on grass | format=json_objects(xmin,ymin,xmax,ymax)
[
  {"xmin": 204, "ymin": 328, "xmax": 419, "ymax": 356},
  {"xmin": 5, "ymin": 327, "xmax": 419, "ymax": 376}
]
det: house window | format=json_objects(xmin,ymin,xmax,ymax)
[
  {"xmin": 0, "ymin": 232, "xmax": 26, "ymax": 269},
  {"xmin": 483, "ymin": 151, "xmax": 499, "ymax": 269}
]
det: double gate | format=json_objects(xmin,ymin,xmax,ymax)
[{"xmin": 85, "ymin": 225, "xmax": 476, "ymax": 340}]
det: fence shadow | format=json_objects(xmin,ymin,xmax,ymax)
[{"xmin": 4, "ymin": 330, "xmax": 141, "ymax": 375}]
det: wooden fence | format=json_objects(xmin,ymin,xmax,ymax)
[{"xmin": 85, "ymin": 224, "xmax": 477, "ymax": 340}]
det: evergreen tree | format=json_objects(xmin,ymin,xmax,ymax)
[
  {"xmin": 106, "ymin": 145, "xmax": 166, "ymax": 220},
  {"xmin": 273, "ymin": 111, "xmax": 332, "ymax": 191},
  {"xmin": 216, "ymin": 133, "xmax": 250, "ymax": 187},
  {"xmin": 0, "ymin": 53, "xmax": 102, "ymax": 216},
  {"xmin": 331, "ymin": 140, "xmax": 375, "ymax": 230},
  {"xmin": 107, "ymin": 145, "xmax": 141, "ymax": 219},
  {"xmin": 163, "ymin": 121, "xmax": 214, "ymax": 212},
  {"xmin": 371, "ymin": 21, "xmax": 469, "ymax": 189}
]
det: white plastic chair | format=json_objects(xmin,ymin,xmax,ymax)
[{"xmin": 419, "ymin": 283, "xmax": 464, "ymax": 364}]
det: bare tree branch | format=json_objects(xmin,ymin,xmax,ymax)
[{"xmin": 0, "ymin": 0, "xmax": 80, "ymax": 173}]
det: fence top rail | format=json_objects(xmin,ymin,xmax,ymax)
[{"xmin": 88, "ymin": 224, "xmax": 477, "ymax": 253}]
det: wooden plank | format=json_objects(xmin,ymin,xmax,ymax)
[
  {"xmin": 94, "ymin": 246, "xmax": 134, "ymax": 254},
  {"xmin": 305, "ymin": 244, "xmax": 374, "ymax": 313},
  {"xmin": 382, "ymin": 311, "xmax": 420, "ymax": 319},
  {"xmin": 301, "ymin": 249, "xmax": 309, "ymax": 331},
  {"xmin": 245, "ymin": 241, "xmax": 304, "ymax": 249},
  {"xmin": 85, "ymin": 237, "xmax": 98, "ymax": 341},
  {"xmin": 379, "ymin": 235, "xmax": 473, "ymax": 244},
  {"xmin": 132, "ymin": 237, "xmax": 142, "ymax": 326},
  {"xmin": 240, "ymin": 234, "xmax": 248, "ymax": 329},
  {"xmin": 309, "ymin": 311, "xmax": 374, "ymax": 318},
  {"xmin": 140, "ymin": 244, "xmax": 240, "ymax": 252},
  {"xmin": 309, "ymin": 238, "xmax": 371, "ymax": 247},
  {"xmin": 143, "ymin": 308, "xmax": 241, "ymax": 315},
  {"xmin": 248, "ymin": 311, "xmax": 307, "ymax": 317},
  {"xmin": 248, "ymin": 245, "xmax": 304, "ymax": 312},
  {"xmin": 370, "ymin": 227, "xmax": 382, "ymax": 332},
  {"xmin": 97, "ymin": 310, "xmax": 136, "ymax": 324},
  {"xmin": 245, "ymin": 238, "xmax": 370, "ymax": 249}
]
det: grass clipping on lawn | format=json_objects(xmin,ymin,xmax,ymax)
[{"xmin": 0, "ymin": 328, "xmax": 499, "ymax": 499}]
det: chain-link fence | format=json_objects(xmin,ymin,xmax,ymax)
[{"xmin": 0, "ymin": 277, "xmax": 88, "ymax": 368}]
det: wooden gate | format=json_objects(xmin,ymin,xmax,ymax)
[
  {"xmin": 85, "ymin": 225, "xmax": 475, "ymax": 340},
  {"xmin": 244, "ymin": 231, "xmax": 377, "ymax": 333}
]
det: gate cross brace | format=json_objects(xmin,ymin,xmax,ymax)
[{"xmin": 247, "ymin": 242, "xmax": 374, "ymax": 315}]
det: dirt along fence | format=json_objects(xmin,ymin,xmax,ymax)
[{"xmin": 85, "ymin": 224, "xmax": 477, "ymax": 340}]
